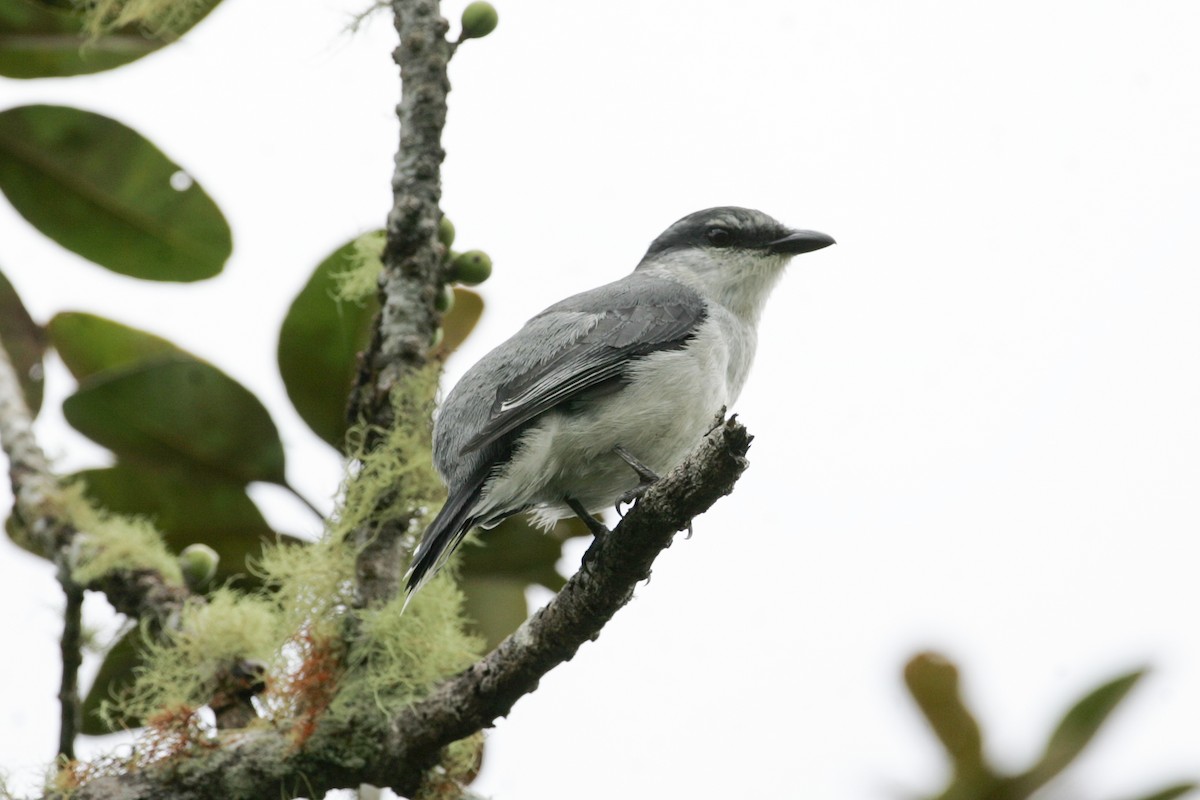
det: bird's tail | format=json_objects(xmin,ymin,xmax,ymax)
[{"xmin": 404, "ymin": 483, "xmax": 483, "ymax": 599}]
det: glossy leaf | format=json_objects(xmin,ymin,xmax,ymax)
[
  {"xmin": 0, "ymin": 0, "xmax": 219, "ymax": 79},
  {"xmin": 48, "ymin": 311, "xmax": 181, "ymax": 382},
  {"xmin": 0, "ymin": 266, "xmax": 47, "ymax": 413},
  {"xmin": 461, "ymin": 575, "xmax": 528, "ymax": 651},
  {"xmin": 0, "ymin": 105, "xmax": 231, "ymax": 281},
  {"xmin": 63, "ymin": 356, "xmax": 287, "ymax": 485},
  {"xmin": 80, "ymin": 627, "xmax": 143, "ymax": 734},
  {"xmin": 76, "ymin": 464, "xmax": 298, "ymax": 588},
  {"xmin": 278, "ymin": 237, "xmax": 378, "ymax": 449}
]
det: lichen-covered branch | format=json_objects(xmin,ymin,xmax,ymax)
[
  {"xmin": 58, "ymin": 419, "xmax": 753, "ymax": 800},
  {"xmin": 349, "ymin": 0, "xmax": 454, "ymax": 610},
  {"xmin": 0, "ymin": 337, "xmax": 70, "ymax": 558},
  {"xmin": 0, "ymin": 335, "xmax": 190, "ymax": 636}
]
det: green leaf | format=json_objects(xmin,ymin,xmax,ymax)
[
  {"xmin": 0, "ymin": 105, "xmax": 231, "ymax": 281},
  {"xmin": 0, "ymin": 0, "xmax": 219, "ymax": 79},
  {"xmin": 81, "ymin": 626, "xmax": 144, "ymax": 734},
  {"xmin": 278, "ymin": 238, "xmax": 378, "ymax": 449},
  {"xmin": 48, "ymin": 311, "xmax": 182, "ymax": 382},
  {"xmin": 903, "ymin": 652, "xmax": 988, "ymax": 777},
  {"xmin": 437, "ymin": 287, "xmax": 483, "ymax": 357},
  {"xmin": 1117, "ymin": 783, "xmax": 1198, "ymax": 800},
  {"xmin": 460, "ymin": 575, "xmax": 528, "ymax": 651},
  {"xmin": 460, "ymin": 516, "xmax": 582, "ymax": 591},
  {"xmin": 1023, "ymin": 669, "xmax": 1146, "ymax": 789},
  {"xmin": 0, "ymin": 266, "xmax": 47, "ymax": 414},
  {"xmin": 63, "ymin": 356, "xmax": 286, "ymax": 485},
  {"xmin": 76, "ymin": 464, "xmax": 298, "ymax": 589}
]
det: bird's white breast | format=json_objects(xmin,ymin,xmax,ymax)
[{"xmin": 472, "ymin": 305, "xmax": 757, "ymax": 527}]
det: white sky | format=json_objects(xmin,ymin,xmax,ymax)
[{"xmin": 2, "ymin": 0, "xmax": 1199, "ymax": 797}]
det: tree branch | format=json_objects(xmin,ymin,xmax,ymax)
[
  {"xmin": 60, "ymin": 418, "xmax": 753, "ymax": 800},
  {"xmin": 58, "ymin": 572, "xmax": 84, "ymax": 759},
  {"xmin": 350, "ymin": 0, "xmax": 454, "ymax": 610},
  {"xmin": 0, "ymin": 333, "xmax": 190, "ymax": 636}
]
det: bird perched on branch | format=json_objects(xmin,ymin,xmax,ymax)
[{"xmin": 406, "ymin": 207, "xmax": 835, "ymax": 594}]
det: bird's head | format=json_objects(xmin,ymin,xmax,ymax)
[{"xmin": 636, "ymin": 206, "xmax": 835, "ymax": 318}]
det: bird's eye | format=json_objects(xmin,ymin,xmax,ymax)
[{"xmin": 705, "ymin": 227, "xmax": 732, "ymax": 247}]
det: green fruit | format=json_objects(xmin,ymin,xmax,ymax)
[
  {"xmin": 179, "ymin": 543, "xmax": 219, "ymax": 590},
  {"xmin": 460, "ymin": 1, "xmax": 499, "ymax": 39},
  {"xmin": 438, "ymin": 216, "xmax": 456, "ymax": 249},
  {"xmin": 435, "ymin": 283, "xmax": 456, "ymax": 312},
  {"xmin": 430, "ymin": 327, "xmax": 445, "ymax": 349},
  {"xmin": 450, "ymin": 250, "xmax": 493, "ymax": 286}
]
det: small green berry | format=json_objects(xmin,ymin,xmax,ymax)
[
  {"xmin": 179, "ymin": 543, "xmax": 219, "ymax": 590},
  {"xmin": 430, "ymin": 327, "xmax": 445, "ymax": 349},
  {"xmin": 450, "ymin": 250, "xmax": 493, "ymax": 285},
  {"xmin": 435, "ymin": 283, "xmax": 456, "ymax": 312},
  {"xmin": 438, "ymin": 216, "xmax": 456, "ymax": 249},
  {"xmin": 460, "ymin": 1, "xmax": 498, "ymax": 40}
]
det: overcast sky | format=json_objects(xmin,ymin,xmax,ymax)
[{"xmin": 3, "ymin": 0, "xmax": 1199, "ymax": 797}]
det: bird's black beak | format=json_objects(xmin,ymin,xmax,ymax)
[{"xmin": 766, "ymin": 229, "xmax": 836, "ymax": 255}]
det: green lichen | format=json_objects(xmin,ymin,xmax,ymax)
[
  {"xmin": 80, "ymin": 366, "xmax": 482, "ymax": 788},
  {"xmin": 104, "ymin": 589, "xmax": 282, "ymax": 727},
  {"xmin": 65, "ymin": 485, "xmax": 183, "ymax": 587},
  {"xmin": 332, "ymin": 230, "xmax": 386, "ymax": 305},
  {"xmin": 329, "ymin": 570, "xmax": 481, "ymax": 724},
  {"xmin": 76, "ymin": 0, "xmax": 209, "ymax": 39}
]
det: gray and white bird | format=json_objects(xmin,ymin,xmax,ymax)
[{"xmin": 406, "ymin": 207, "xmax": 835, "ymax": 594}]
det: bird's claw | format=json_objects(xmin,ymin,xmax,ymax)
[
  {"xmin": 612, "ymin": 444, "xmax": 661, "ymax": 517},
  {"xmin": 614, "ymin": 482, "xmax": 651, "ymax": 517}
]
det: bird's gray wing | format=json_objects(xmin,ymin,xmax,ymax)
[{"xmin": 460, "ymin": 273, "xmax": 706, "ymax": 455}]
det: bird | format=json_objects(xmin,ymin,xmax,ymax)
[{"xmin": 405, "ymin": 206, "xmax": 835, "ymax": 595}]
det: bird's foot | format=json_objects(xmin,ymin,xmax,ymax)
[
  {"xmin": 565, "ymin": 496, "xmax": 610, "ymax": 539},
  {"xmin": 613, "ymin": 444, "xmax": 661, "ymax": 516}
]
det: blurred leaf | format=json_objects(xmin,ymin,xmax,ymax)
[
  {"xmin": 0, "ymin": 266, "xmax": 47, "ymax": 413},
  {"xmin": 0, "ymin": 0, "xmax": 219, "ymax": 79},
  {"xmin": 278, "ymin": 237, "xmax": 378, "ymax": 449},
  {"xmin": 461, "ymin": 575, "xmax": 528, "ymax": 651},
  {"xmin": 0, "ymin": 105, "xmax": 231, "ymax": 280},
  {"xmin": 48, "ymin": 311, "xmax": 182, "ymax": 382},
  {"xmin": 76, "ymin": 464, "xmax": 299, "ymax": 588},
  {"xmin": 63, "ymin": 356, "xmax": 286, "ymax": 485},
  {"xmin": 81, "ymin": 626, "xmax": 143, "ymax": 734},
  {"xmin": 1022, "ymin": 668, "xmax": 1145, "ymax": 789},
  {"xmin": 903, "ymin": 652, "xmax": 988, "ymax": 778},
  {"xmin": 436, "ymin": 287, "xmax": 483, "ymax": 357},
  {"xmin": 1118, "ymin": 783, "xmax": 1198, "ymax": 800},
  {"xmin": 461, "ymin": 516, "xmax": 589, "ymax": 591}
]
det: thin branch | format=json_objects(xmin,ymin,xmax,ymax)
[
  {"xmin": 58, "ymin": 572, "xmax": 84, "ymax": 759},
  {"xmin": 59, "ymin": 418, "xmax": 753, "ymax": 800},
  {"xmin": 0, "ymin": 334, "xmax": 191, "ymax": 636},
  {"xmin": 349, "ymin": 0, "xmax": 454, "ymax": 610}
]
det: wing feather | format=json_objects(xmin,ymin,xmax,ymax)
[{"xmin": 460, "ymin": 276, "xmax": 705, "ymax": 455}]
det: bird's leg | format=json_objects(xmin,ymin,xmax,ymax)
[
  {"xmin": 613, "ymin": 444, "xmax": 662, "ymax": 516},
  {"xmin": 565, "ymin": 496, "xmax": 610, "ymax": 539}
]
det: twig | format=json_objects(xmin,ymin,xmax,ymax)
[
  {"xmin": 0, "ymin": 333, "xmax": 190, "ymax": 636},
  {"xmin": 58, "ymin": 572, "xmax": 84, "ymax": 759}
]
